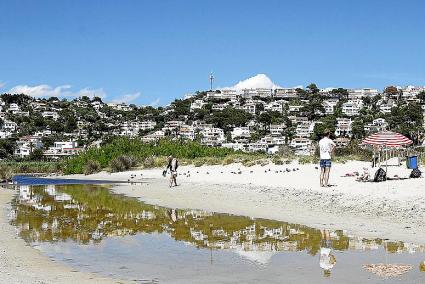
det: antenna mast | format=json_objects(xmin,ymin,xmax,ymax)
[{"xmin": 209, "ymin": 72, "xmax": 215, "ymax": 90}]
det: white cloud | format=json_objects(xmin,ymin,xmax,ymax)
[
  {"xmin": 8, "ymin": 84, "xmax": 107, "ymax": 99},
  {"xmin": 149, "ymin": 98, "xmax": 160, "ymax": 107},
  {"xmin": 227, "ymin": 74, "xmax": 282, "ymax": 90},
  {"xmin": 111, "ymin": 92, "xmax": 141, "ymax": 104},
  {"xmin": 0, "ymin": 82, "xmax": 5, "ymax": 89}
]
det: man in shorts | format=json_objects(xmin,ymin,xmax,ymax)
[{"xmin": 319, "ymin": 129, "xmax": 336, "ymax": 187}]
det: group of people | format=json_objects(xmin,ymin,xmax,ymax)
[{"xmin": 163, "ymin": 129, "xmax": 337, "ymax": 188}]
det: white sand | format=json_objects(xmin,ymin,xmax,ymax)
[
  {"xmin": 55, "ymin": 159, "xmax": 425, "ymax": 244},
  {"xmin": 0, "ymin": 188, "xmax": 130, "ymax": 284},
  {"xmin": 3, "ymin": 160, "xmax": 424, "ymax": 282}
]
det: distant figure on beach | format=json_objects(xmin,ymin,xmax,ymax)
[
  {"xmin": 320, "ymin": 229, "xmax": 336, "ymax": 277},
  {"xmin": 165, "ymin": 155, "xmax": 179, "ymax": 187},
  {"xmin": 319, "ymin": 129, "xmax": 336, "ymax": 187}
]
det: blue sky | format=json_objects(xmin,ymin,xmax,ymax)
[{"xmin": 0, "ymin": 0, "xmax": 424, "ymax": 105}]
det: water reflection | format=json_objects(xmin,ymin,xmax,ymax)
[{"xmin": 10, "ymin": 184, "xmax": 425, "ymax": 265}]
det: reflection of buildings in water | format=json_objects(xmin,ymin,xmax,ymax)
[
  {"xmin": 12, "ymin": 185, "xmax": 425, "ymax": 257},
  {"xmin": 349, "ymin": 237, "xmax": 379, "ymax": 251},
  {"xmin": 190, "ymin": 228, "xmax": 207, "ymax": 241},
  {"xmin": 184, "ymin": 209, "xmax": 213, "ymax": 220},
  {"xmin": 260, "ymin": 226, "xmax": 284, "ymax": 239},
  {"xmin": 138, "ymin": 210, "xmax": 155, "ymax": 220}
]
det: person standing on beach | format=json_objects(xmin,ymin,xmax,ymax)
[
  {"xmin": 165, "ymin": 155, "xmax": 179, "ymax": 187},
  {"xmin": 319, "ymin": 129, "xmax": 336, "ymax": 187}
]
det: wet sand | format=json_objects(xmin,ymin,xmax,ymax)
[{"xmin": 0, "ymin": 188, "xmax": 130, "ymax": 284}]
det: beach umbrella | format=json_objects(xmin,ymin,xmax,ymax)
[
  {"xmin": 362, "ymin": 131, "xmax": 413, "ymax": 173},
  {"xmin": 362, "ymin": 131, "xmax": 413, "ymax": 148}
]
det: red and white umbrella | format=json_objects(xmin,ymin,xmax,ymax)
[
  {"xmin": 362, "ymin": 131, "xmax": 413, "ymax": 172},
  {"xmin": 362, "ymin": 131, "xmax": 412, "ymax": 148}
]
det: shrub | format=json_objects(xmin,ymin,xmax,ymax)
[
  {"xmin": 0, "ymin": 165, "xmax": 14, "ymax": 181},
  {"xmin": 272, "ymin": 157, "xmax": 284, "ymax": 165},
  {"xmin": 142, "ymin": 156, "xmax": 155, "ymax": 168},
  {"xmin": 222, "ymin": 156, "xmax": 235, "ymax": 165},
  {"xmin": 298, "ymin": 155, "xmax": 319, "ymax": 164},
  {"xmin": 193, "ymin": 159, "xmax": 205, "ymax": 167},
  {"xmin": 84, "ymin": 160, "xmax": 101, "ymax": 175},
  {"xmin": 109, "ymin": 155, "xmax": 137, "ymax": 172},
  {"xmin": 242, "ymin": 160, "xmax": 256, "ymax": 167}
]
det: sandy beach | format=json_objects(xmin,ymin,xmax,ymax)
[
  {"xmin": 55, "ymin": 160, "xmax": 425, "ymax": 244},
  {"xmin": 0, "ymin": 188, "xmax": 130, "ymax": 284},
  {"xmin": 2, "ymin": 159, "xmax": 425, "ymax": 283}
]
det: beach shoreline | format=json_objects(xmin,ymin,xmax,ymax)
[
  {"xmin": 0, "ymin": 188, "xmax": 130, "ymax": 284},
  {"xmin": 54, "ymin": 160, "xmax": 425, "ymax": 245}
]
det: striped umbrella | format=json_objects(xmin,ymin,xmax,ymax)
[
  {"xmin": 362, "ymin": 131, "xmax": 413, "ymax": 172},
  {"xmin": 362, "ymin": 131, "xmax": 412, "ymax": 148}
]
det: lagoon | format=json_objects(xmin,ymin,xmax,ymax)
[{"xmin": 9, "ymin": 181, "xmax": 425, "ymax": 283}]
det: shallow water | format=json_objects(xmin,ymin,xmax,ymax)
[{"xmin": 9, "ymin": 183, "xmax": 425, "ymax": 283}]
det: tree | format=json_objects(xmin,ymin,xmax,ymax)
[
  {"xmin": 331, "ymin": 88, "xmax": 349, "ymax": 101},
  {"xmin": 387, "ymin": 102, "xmax": 424, "ymax": 144},
  {"xmin": 418, "ymin": 91, "xmax": 425, "ymax": 104},
  {"xmin": 312, "ymin": 115, "xmax": 336, "ymax": 140},
  {"xmin": 29, "ymin": 148, "xmax": 44, "ymax": 161},
  {"xmin": 351, "ymin": 118, "xmax": 366, "ymax": 139},
  {"xmin": 306, "ymin": 83, "xmax": 319, "ymax": 94},
  {"xmin": 206, "ymin": 108, "xmax": 252, "ymax": 133}
]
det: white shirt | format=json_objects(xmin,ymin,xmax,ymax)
[
  {"xmin": 319, "ymin": 137, "xmax": 335, "ymax": 160},
  {"xmin": 319, "ymin": 248, "xmax": 335, "ymax": 270}
]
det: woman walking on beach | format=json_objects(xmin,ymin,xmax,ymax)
[
  {"xmin": 319, "ymin": 129, "xmax": 336, "ymax": 187},
  {"xmin": 165, "ymin": 155, "xmax": 179, "ymax": 187}
]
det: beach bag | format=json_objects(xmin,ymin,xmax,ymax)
[
  {"xmin": 373, "ymin": 168, "xmax": 387, "ymax": 182},
  {"xmin": 410, "ymin": 168, "xmax": 422, "ymax": 178}
]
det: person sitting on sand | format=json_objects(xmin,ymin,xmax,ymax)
[
  {"xmin": 319, "ymin": 129, "xmax": 336, "ymax": 187},
  {"xmin": 356, "ymin": 167, "xmax": 370, "ymax": 182},
  {"xmin": 165, "ymin": 155, "xmax": 179, "ymax": 187}
]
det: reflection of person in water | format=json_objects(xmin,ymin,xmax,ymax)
[
  {"xmin": 167, "ymin": 209, "xmax": 177, "ymax": 223},
  {"xmin": 320, "ymin": 230, "xmax": 336, "ymax": 277}
]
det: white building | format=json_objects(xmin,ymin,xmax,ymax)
[
  {"xmin": 264, "ymin": 101, "xmax": 284, "ymax": 113},
  {"xmin": 364, "ymin": 118, "xmax": 388, "ymax": 133},
  {"xmin": 295, "ymin": 121, "xmax": 315, "ymax": 138},
  {"xmin": 2, "ymin": 120, "xmax": 17, "ymax": 131},
  {"xmin": 379, "ymin": 100, "xmax": 397, "ymax": 114},
  {"xmin": 42, "ymin": 111, "xmax": 59, "ymax": 120},
  {"xmin": 348, "ymin": 88, "xmax": 379, "ymax": 99},
  {"xmin": 44, "ymin": 141, "xmax": 82, "ymax": 159},
  {"xmin": 9, "ymin": 103, "xmax": 20, "ymax": 113},
  {"xmin": 274, "ymin": 88, "xmax": 299, "ymax": 99},
  {"xmin": 270, "ymin": 124, "xmax": 286, "ymax": 136},
  {"xmin": 107, "ymin": 103, "xmax": 131, "ymax": 111},
  {"xmin": 190, "ymin": 99, "xmax": 207, "ymax": 111},
  {"xmin": 231, "ymin": 127, "xmax": 251, "ymax": 140},
  {"xmin": 290, "ymin": 138, "xmax": 313, "ymax": 155},
  {"xmin": 179, "ymin": 125, "xmax": 195, "ymax": 140},
  {"xmin": 335, "ymin": 118, "xmax": 352, "ymax": 137},
  {"xmin": 322, "ymin": 99, "xmax": 339, "ymax": 115},
  {"xmin": 342, "ymin": 100, "xmax": 363, "ymax": 116},
  {"xmin": 200, "ymin": 127, "xmax": 225, "ymax": 146}
]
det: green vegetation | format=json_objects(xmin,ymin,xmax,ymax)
[
  {"xmin": 83, "ymin": 160, "xmax": 101, "ymax": 175},
  {"xmin": 63, "ymin": 137, "xmax": 262, "ymax": 174},
  {"xmin": 0, "ymin": 161, "xmax": 60, "ymax": 175},
  {"xmin": 109, "ymin": 155, "xmax": 138, "ymax": 172}
]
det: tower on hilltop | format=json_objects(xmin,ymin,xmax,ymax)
[{"xmin": 209, "ymin": 72, "xmax": 214, "ymax": 90}]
